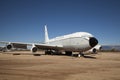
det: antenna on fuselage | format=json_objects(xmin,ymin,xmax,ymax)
[{"xmin": 44, "ymin": 25, "xmax": 49, "ymax": 44}]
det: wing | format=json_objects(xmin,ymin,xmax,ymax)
[
  {"xmin": 0, "ymin": 41, "xmax": 29, "ymax": 49},
  {"xmin": 0, "ymin": 41, "xmax": 63, "ymax": 52}
]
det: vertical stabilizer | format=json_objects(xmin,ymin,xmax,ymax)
[{"xmin": 45, "ymin": 25, "xmax": 49, "ymax": 43}]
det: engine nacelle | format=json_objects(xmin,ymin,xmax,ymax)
[
  {"xmin": 90, "ymin": 44, "xmax": 102, "ymax": 54},
  {"xmin": 92, "ymin": 48, "xmax": 97, "ymax": 54},
  {"xmin": 6, "ymin": 44, "xmax": 12, "ymax": 50},
  {"xmin": 31, "ymin": 47, "xmax": 37, "ymax": 52}
]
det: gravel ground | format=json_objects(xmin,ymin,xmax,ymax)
[{"xmin": 0, "ymin": 52, "xmax": 120, "ymax": 80}]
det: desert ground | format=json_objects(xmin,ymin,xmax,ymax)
[{"xmin": 0, "ymin": 51, "xmax": 120, "ymax": 80}]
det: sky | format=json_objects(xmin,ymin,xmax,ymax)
[{"xmin": 0, "ymin": 0, "xmax": 120, "ymax": 45}]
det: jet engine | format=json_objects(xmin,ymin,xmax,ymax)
[
  {"xmin": 31, "ymin": 47, "xmax": 37, "ymax": 52},
  {"xmin": 91, "ymin": 45, "xmax": 102, "ymax": 54},
  {"xmin": 6, "ymin": 44, "xmax": 12, "ymax": 50},
  {"xmin": 92, "ymin": 48, "xmax": 97, "ymax": 54}
]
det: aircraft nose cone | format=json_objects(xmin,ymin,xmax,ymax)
[{"xmin": 89, "ymin": 37, "xmax": 98, "ymax": 47}]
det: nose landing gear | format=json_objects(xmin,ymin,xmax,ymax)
[{"xmin": 78, "ymin": 52, "xmax": 84, "ymax": 57}]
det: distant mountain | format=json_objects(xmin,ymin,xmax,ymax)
[{"xmin": 102, "ymin": 45, "xmax": 120, "ymax": 51}]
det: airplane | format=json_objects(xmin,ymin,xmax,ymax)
[{"xmin": 0, "ymin": 25, "xmax": 98, "ymax": 57}]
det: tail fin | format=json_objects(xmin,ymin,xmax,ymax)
[{"xmin": 45, "ymin": 25, "xmax": 49, "ymax": 43}]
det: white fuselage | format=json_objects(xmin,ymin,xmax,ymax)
[{"xmin": 46, "ymin": 32, "xmax": 97, "ymax": 52}]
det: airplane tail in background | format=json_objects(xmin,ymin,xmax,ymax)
[{"xmin": 45, "ymin": 25, "xmax": 49, "ymax": 44}]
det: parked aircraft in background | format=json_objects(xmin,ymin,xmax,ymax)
[{"xmin": 0, "ymin": 25, "xmax": 98, "ymax": 57}]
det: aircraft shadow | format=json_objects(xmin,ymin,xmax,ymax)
[
  {"xmin": 71, "ymin": 54, "xmax": 96, "ymax": 59},
  {"xmin": 83, "ymin": 55, "xmax": 97, "ymax": 59},
  {"xmin": 42, "ymin": 53, "xmax": 97, "ymax": 59}
]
